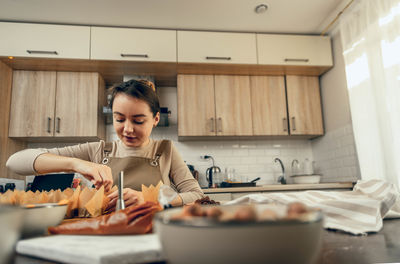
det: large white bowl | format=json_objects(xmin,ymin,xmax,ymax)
[
  {"xmin": 291, "ymin": 174, "xmax": 321, "ymax": 184},
  {"xmin": 21, "ymin": 203, "xmax": 67, "ymax": 237},
  {"xmin": 154, "ymin": 204, "xmax": 323, "ymax": 264}
]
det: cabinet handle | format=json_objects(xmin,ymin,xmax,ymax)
[
  {"xmin": 283, "ymin": 118, "xmax": 288, "ymax": 132},
  {"xmin": 27, "ymin": 50, "xmax": 58, "ymax": 55},
  {"xmin": 291, "ymin": 117, "xmax": 296, "ymax": 131},
  {"xmin": 284, "ymin": 58, "xmax": 309, "ymax": 62},
  {"xmin": 56, "ymin": 117, "xmax": 61, "ymax": 133},
  {"xmin": 210, "ymin": 117, "xmax": 215, "ymax": 133},
  {"xmin": 206, "ymin": 56, "xmax": 231, "ymax": 61},
  {"xmin": 47, "ymin": 117, "xmax": 52, "ymax": 133},
  {"xmin": 217, "ymin": 117, "xmax": 222, "ymax": 133},
  {"xmin": 120, "ymin": 54, "xmax": 149, "ymax": 58}
]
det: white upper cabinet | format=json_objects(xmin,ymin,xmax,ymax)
[
  {"xmin": 257, "ymin": 34, "xmax": 332, "ymax": 66},
  {"xmin": 91, "ymin": 27, "xmax": 177, "ymax": 62},
  {"xmin": 177, "ymin": 31, "xmax": 257, "ymax": 64},
  {"xmin": 0, "ymin": 22, "xmax": 90, "ymax": 59}
]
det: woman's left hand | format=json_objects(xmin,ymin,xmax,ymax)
[{"xmin": 107, "ymin": 188, "xmax": 144, "ymax": 211}]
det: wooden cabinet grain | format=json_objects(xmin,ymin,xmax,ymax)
[{"xmin": 9, "ymin": 71, "xmax": 106, "ymax": 141}]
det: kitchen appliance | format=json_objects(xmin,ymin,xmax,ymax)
[
  {"xmin": 204, "ymin": 155, "xmax": 221, "ymax": 188},
  {"xmin": 116, "ymin": 171, "xmax": 125, "ymax": 211},
  {"xmin": 158, "ymin": 107, "xmax": 171, "ymax": 127},
  {"xmin": 154, "ymin": 204, "xmax": 323, "ymax": 264}
]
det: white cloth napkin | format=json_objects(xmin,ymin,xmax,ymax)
[{"xmin": 226, "ymin": 179, "xmax": 400, "ymax": 235}]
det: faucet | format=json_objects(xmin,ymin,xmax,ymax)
[{"xmin": 274, "ymin": 158, "xmax": 286, "ymax": 184}]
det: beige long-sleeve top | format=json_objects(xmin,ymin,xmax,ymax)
[{"xmin": 6, "ymin": 139, "xmax": 204, "ymax": 204}]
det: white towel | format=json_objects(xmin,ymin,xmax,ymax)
[{"xmin": 226, "ymin": 179, "xmax": 400, "ymax": 235}]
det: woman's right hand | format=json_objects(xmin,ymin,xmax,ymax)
[{"xmin": 71, "ymin": 159, "xmax": 113, "ymax": 192}]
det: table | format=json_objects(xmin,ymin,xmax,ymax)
[{"xmin": 12, "ymin": 219, "xmax": 400, "ymax": 264}]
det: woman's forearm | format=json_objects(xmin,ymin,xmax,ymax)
[{"xmin": 34, "ymin": 153, "xmax": 77, "ymax": 174}]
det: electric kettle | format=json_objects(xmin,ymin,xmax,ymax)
[{"xmin": 204, "ymin": 155, "xmax": 221, "ymax": 188}]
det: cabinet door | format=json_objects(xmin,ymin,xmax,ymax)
[
  {"xmin": 177, "ymin": 75, "xmax": 216, "ymax": 136},
  {"xmin": 9, "ymin": 71, "xmax": 57, "ymax": 137},
  {"xmin": 54, "ymin": 72, "xmax": 102, "ymax": 137},
  {"xmin": 257, "ymin": 34, "xmax": 332, "ymax": 66},
  {"xmin": 286, "ymin": 76, "xmax": 324, "ymax": 135},
  {"xmin": 91, "ymin": 27, "xmax": 176, "ymax": 62},
  {"xmin": 250, "ymin": 76, "xmax": 288, "ymax": 135},
  {"xmin": 0, "ymin": 22, "xmax": 90, "ymax": 59},
  {"xmin": 178, "ymin": 31, "xmax": 257, "ymax": 64},
  {"xmin": 214, "ymin": 75, "xmax": 253, "ymax": 136}
]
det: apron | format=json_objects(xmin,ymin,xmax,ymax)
[{"xmin": 101, "ymin": 140, "xmax": 169, "ymax": 191}]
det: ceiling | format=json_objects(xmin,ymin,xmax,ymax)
[{"xmin": 0, "ymin": 0, "xmax": 349, "ymax": 35}]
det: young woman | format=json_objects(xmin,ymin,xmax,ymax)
[{"xmin": 6, "ymin": 79, "xmax": 204, "ymax": 208}]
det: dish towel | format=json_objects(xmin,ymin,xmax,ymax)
[{"xmin": 226, "ymin": 179, "xmax": 400, "ymax": 235}]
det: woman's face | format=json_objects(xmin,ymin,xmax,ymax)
[{"xmin": 112, "ymin": 93, "xmax": 159, "ymax": 148}]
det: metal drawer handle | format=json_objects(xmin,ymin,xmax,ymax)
[
  {"xmin": 217, "ymin": 117, "xmax": 222, "ymax": 133},
  {"xmin": 291, "ymin": 117, "xmax": 296, "ymax": 131},
  {"xmin": 56, "ymin": 117, "xmax": 61, "ymax": 133},
  {"xmin": 47, "ymin": 117, "xmax": 52, "ymax": 133},
  {"xmin": 120, "ymin": 54, "xmax": 149, "ymax": 58},
  {"xmin": 283, "ymin": 118, "xmax": 288, "ymax": 132},
  {"xmin": 284, "ymin": 58, "xmax": 309, "ymax": 62},
  {"xmin": 206, "ymin": 56, "xmax": 231, "ymax": 60},
  {"xmin": 27, "ymin": 50, "xmax": 58, "ymax": 55},
  {"xmin": 210, "ymin": 117, "xmax": 215, "ymax": 133}
]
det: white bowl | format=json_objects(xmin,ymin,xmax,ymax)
[
  {"xmin": 21, "ymin": 203, "xmax": 67, "ymax": 237},
  {"xmin": 291, "ymin": 174, "xmax": 321, "ymax": 184},
  {"xmin": 154, "ymin": 204, "xmax": 323, "ymax": 264}
]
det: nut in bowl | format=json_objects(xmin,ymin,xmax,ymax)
[
  {"xmin": 21, "ymin": 202, "xmax": 68, "ymax": 237},
  {"xmin": 154, "ymin": 203, "xmax": 323, "ymax": 264}
]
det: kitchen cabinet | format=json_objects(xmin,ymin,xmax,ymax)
[
  {"xmin": 8, "ymin": 71, "xmax": 106, "ymax": 140},
  {"xmin": 177, "ymin": 31, "xmax": 257, "ymax": 64},
  {"xmin": 286, "ymin": 75, "xmax": 324, "ymax": 135},
  {"xmin": 257, "ymin": 34, "xmax": 332, "ymax": 66},
  {"xmin": 177, "ymin": 74, "xmax": 252, "ymax": 136},
  {"xmin": 250, "ymin": 76, "xmax": 288, "ymax": 135},
  {"xmin": 0, "ymin": 22, "xmax": 90, "ymax": 59},
  {"xmin": 91, "ymin": 27, "xmax": 176, "ymax": 62}
]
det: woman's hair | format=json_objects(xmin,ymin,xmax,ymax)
[{"xmin": 108, "ymin": 79, "xmax": 160, "ymax": 117}]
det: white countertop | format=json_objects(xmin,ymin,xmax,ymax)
[{"xmin": 202, "ymin": 182, "xmax": 354, "ymax": 193}]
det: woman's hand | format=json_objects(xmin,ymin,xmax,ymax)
[
  {"xmin": 107, "ymin": 188, "xmax": 144, "ymax": 211},
  {"xmin": 71, "ymin": 158, "xmax": 113, "ymax": 192}
]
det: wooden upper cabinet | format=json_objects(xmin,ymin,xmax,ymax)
[
  {"xmin": 257, "ymin": 34, "xmax": 332, "ymax": 67},
  {"xmin": 9, "ymin": 71, "xmax": 57, "ymax": 137},
  {"xmin": 250, "ymin": 76, "xmax": 288, "ymax": 135},
  {"xmin": 286, "ymin": 75, "xmax": 324, "ymax": 136},
  {"xmin": 214, "ymin": 76, "xmax": 253, "ymax": 136},
  {"xmin": 55, "ymin": 72, "xmax": 105, "ymax": 138},
  {"xmin": 177, "ymin": 75, "xmax": 215, "ymax": 136},
  {"xmin": 0, "ymin": 22, "xmax": 90, "ymax": 59},
  {"xmin": 177, "ymin": 31, "xmax": 257, "ymax": 64},
  {"xmin": 91, "ymin": 27, "xmax": 177, "ymax": 62},
  {"xmin": 9, "ymin": 71, "xmax": 106, "ymax": 141}
]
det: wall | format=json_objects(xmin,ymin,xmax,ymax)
[{"xmin": 311, "ymin": 30, "xmax": 360, "ymax": 182}]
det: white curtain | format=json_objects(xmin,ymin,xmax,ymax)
[{"xmin": 340, "ymin": 0, "xmax": 400, "ymax": 187}]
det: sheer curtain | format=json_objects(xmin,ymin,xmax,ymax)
[{"xmin": 340, "ymin": 0, "xmax": 400, "ymax": 187}]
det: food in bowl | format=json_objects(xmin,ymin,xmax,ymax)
[{"xmin": 154, "ymin": 203, "xmax": 323, "ymax": 264}]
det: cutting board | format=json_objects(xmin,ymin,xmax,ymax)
[{"xmin": 16, "ymin": 234, "xmax": 164, "ymax": 264}]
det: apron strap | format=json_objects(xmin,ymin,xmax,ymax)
[
  {"xmin": 102, "ymin": 142, "xmax": 113, "ymax": 164},
  {"xmin": 150, "ymin": 140, "xmax": 170, "ymax": 166}
]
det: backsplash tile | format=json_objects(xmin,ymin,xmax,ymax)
[{"xmin": 311, "ymin": 123, "xmax": 360, "ymax": 183}]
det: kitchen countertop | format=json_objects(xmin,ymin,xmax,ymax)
[
  {"xmin": 12, "ymin": 219, "xmax": 400, "ymax": 264},
  {"xmin": 202, "ymin": 182, "xmax": 354, "ymax": 193}
]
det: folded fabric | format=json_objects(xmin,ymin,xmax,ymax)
[
  {"xmin": 226, "ymin": 179, "xmax": 400, "ymax": 235},
  {"xmin": 48, "ymin": 201, "xmax": 162, "ymax": 235}
]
